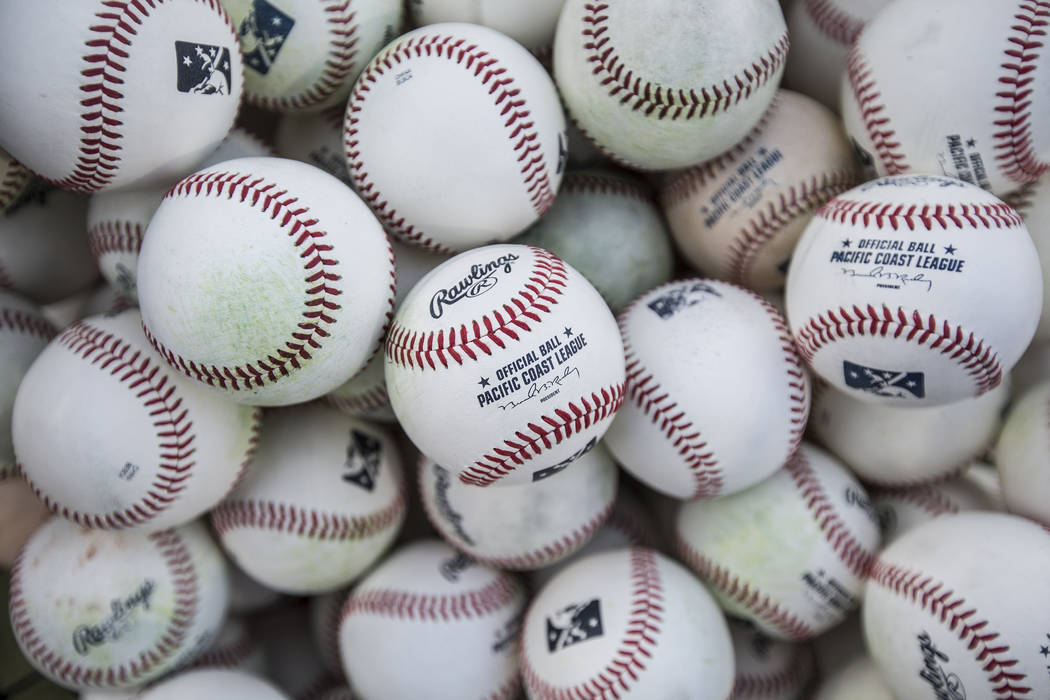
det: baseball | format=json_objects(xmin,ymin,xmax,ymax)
[
  {"xmin": 521, "ymin": 546, "xmax": 735, "ymax": 699},
  {"xmin": 863, "ymin": 511, "xmax": 1050, "ymax": 699},
  {"xmin": 809, "ymin": 375, "xmax": 1009, "ymax": 486},
  {"xmin": 418, "ymin": 438, "xmax": 618, "ymax": 570},
  {"xmin": 786, "ymin": 174, "xmax": 1042, "ymax": 406},
  {"xmin": 409, "ymin": 0, "xmax": 566, "ymax": 53},
  {"xmin": 138, "ymin": 669, "xmax": 288, "ymax": 700},
  {"xmin": 0, "ymin": 146, "xmax": 30, "ymax": 213},
  {"xmin": 728, "ymin": 618, "xmax": 815, "ymax": 700},
  {"xmin": 0, "ymin": 0, "xmax": 243, "ymax": 192},
  {"xmin": 183, "ymin": 615, "xmax": 266, "ymax": 675},
  {"xmin": 661, "ymin": 89, "xmax": 859, "ymax": 292},
  {"xmin": 225, "ymin": 0, "xmax": 402, "ymax": 112},
  {"xmin": 675, "ymin": 442, "xmax": 881, "ymax": 641},
  {"xmin": 13, "ymin": 308, "xmax": 260, "ymax": 533},
  {"xmin": 514, "ymin": 169, "xmax": 675, "ymax": 312},
  {"xmin": 1007, "ymin": 173, "xmax": 1050, "ymax": 340},
  {"xmin": 137, "ymin": 156, "xmax": 396, "ymax": 406},
  {"xmin": 344, "ymin": 22, "xmax": 567, "ymax": 253},
  {"xmin": 210, "ymin": 403, "xmax": 405, "ymax": 594},
  {"xmin": 10, "ymin": 518, "xmax": 229, "ymax": 691},
  {"xmin": 994, "ymin": 379, "xmax": 1050, "ymax": 526},
  {"xmin": 842, "ymin": 0, "xmax": 1050, "ymax": 196},
  {"xmin": 552, "ymin": 0, "xmax": 788, "ymax": 170},
  {"xmin": 384, "ymin": 244, "xmax": 625, "ymax": 487},
  {"xmin": 274, "ymin": 106, "xmax": 353, "ymax": 185},
  {"xmin": 339, "ymin": 539, "xmax": 527, "ymax": 700},
  {"xmin": 603, "ymin": 278, "xmax": 809, "ymax": 500}
]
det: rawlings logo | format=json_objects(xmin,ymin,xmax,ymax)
[
  {"xmin": 917, "ymin": 631, "xmax": 966, "ymax": 699},
  {"xmin": 430, "ymin": 254, "xmax": 519, "ymax": 319},
  {"xmin": 72, "ymin": 579, "xmax": 156, "ymax": 655}
]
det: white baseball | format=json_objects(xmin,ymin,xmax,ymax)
[
  {"xmin": 0, "ymin": 146, "xmax": 30, "ymax": 213},
  {"xmin": 0, "ymin": 0, "xmax": 243, "ymax": 192},
  {"xmin": 552, "ymin": 0, "xmax": 788, "ymax": 170},
  {"xmin": 515, "ymin": 169, "xmax": 675, "ymax": 312},
  {"xmin": 409, "ymin": 0, "xmax": 566, "ymax": 53},
  {"xmin": 661, "ymin": 89, "xmax": 859, "ymax": 292},
  {"xmin": 604, "ymin": 278, "xmax": 809, "ymax": 500},
  {"xmin": 995, "ymin": 379, "xmax": 1050, "ymax": 526},
  {"xmin": 0, "ymin": 184, "xmax": 98, "ymax": 305},
  {"xmin": 210, "ymin": 403, "xmax": 405, "ymax": 594},
  {"xmin": 1007, "ymin": 174, "xmax": 1050, "ymax": 341},
  {"xmin": 863, "ymin": 512, "xmax": 1050, "ymax": 699},
  {"xmin": 728, "ymin": 618, "xmax": 815, "ymax": 700},
  {"xmin": 783, "ymin": 0, "xmax": 890, "ymax": 112},
  {"xmin": 675, "ymin": 442, "xmax": 881, "ymax": 641},
  {"xmin": 137, "ymin": 156, "xmax": 395, "ymax": 406},
  {"xmin": 810, "ymin": 376, "xmax": 1009, "ymax": 486},
  {"xmin": 225, "ymin": 0, "xmax": 402, "ymax": 112},
  {"xmin": 0, "ymin": 292, "xmax": 56, "ymax": 480},
  {"xmin": 384, "ymin": 244, "xmax": 625, "ymax": 486},
  {"xmin": 418, "ymin": 438, "xmax": 618, "ymax": 569},
  {"xmin": 812, "ymin": 655, "xmax": 895, "ymax": 700},
  {"xmin": 138, "ymin": 669, "xmax": 288, "ymax": 700},
  {"xmin": 13, "ymin": 309, "xmax": 260, "ymax": 533},
  {"xmin": 339, "ymin": 539, "xmax": 526, "ymax": 700},
  {"xmin": 842, "ymin": 0, "xmax": 1050, "ymax": 196},
  {"xmin": 521, "ymin": 546, "xmax": 734, "ymax": 699},
  {"xmin": 10, "ymin": 518, "xmax": 228, "ymax": 691},
  {"xmin": 345, "ymin": 22, "xmax": 567, "ymax": 253},
  {"xmin": 786, "ymin": 174, "xmax": 1042, "ymax": 406}
]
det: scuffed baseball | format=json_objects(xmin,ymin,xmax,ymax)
[{"xmin": 675, "ymin": 443, "xmax": 881, "ymax": 641}]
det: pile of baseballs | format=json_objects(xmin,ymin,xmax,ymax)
[{"xmin": 0, "ymin": 0, "xmax": 1047, "ymax": 698}]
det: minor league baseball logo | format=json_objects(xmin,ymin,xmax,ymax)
[
  {"xmin": 239, "ymin": 0, "xmax": 295, "ymax": 75},
  {"xmin": 546, "ymin": 599, "xmax": 603, "ymax": 653},
  {"xmin": 842, "ymin": 360, "xmax": 925, "ymax": 399},
  {"xmin": 175, "ymin": 41, "xmax": 233, "ymax": 95},
  {"xmin": 342, "ymin": 430, "xmax": 382, "ymax": 491},
  {"xmin": 647, "ymin": 281, "xmax": 722, "ymax": 320}
]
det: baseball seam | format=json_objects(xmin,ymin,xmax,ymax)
[
  {"xmin": 143, "ymin": 170, "xmax": 351, "ymax": 392},
  {"xmin": 210, "ymin": 487, "xmax": 407, "ymax": 542},
  {"xmin": 818, "ymin": 198, "xmax": 1026, "ymax": 229},
  {"xmin": 0, "ymin": 158, "xmax": 30, "ymax": 208},
  {"xmin": 488, "ymin": 674, "xmax": 524, "ymax": 700},
  {"xmin": 845, "ymin": 46, "xmax": 910, "ymax": 176},
  {"xmin": 752, "ymin": 290, "xmax": 810, "ymax": 457},
  {"xmin": 870, "ymin": 483, "xmax": 965, "ymax": 517},
  {"xmin": 53, "ymin": 0, "xmax": 235, "ymax": 192},
  {"xmin": 795, "ymin": 304, "xmax": 1002, "ymax": 396},
  {"xmin": 460, "ymin": 383, "xmax": 625, "ymax": 487},
  {"xmin": 859, "ymin": 459, "xmax": 971, "ymax": 490},
  {"xmin": 20, "ymin": 321, "xmax": 200, "ymax": 530},
  {"xmin": 869, "ymin": 560, "xmax": 1031, "ymax": 698},
  {"xmin": 787, "ymin": 451, "xmax": 876, "ymax": 579},
  {"xmin": 345, "ymin": 32, "xmax": 557, "ymax": 254},
  {"xmin": 1004, "ymin": 179, "xmax": 1038, "ymax": 217},
  {"xmin": 559, "ymin": 171, "xmax": 652, "ymax": 202},
  {"xmin": 993, "ymin": 0, "xmax": 1049, "ymax": 184},
  {"xmin": 0, "ymin": 308, "xmax": 57, "ymax": 341},
  {"xmin": 581, "ymin": 3, "xmax": 789, "ymax": 120},
  {"xmin": 324, "ymin": 384, "xmax": 391, "ymax": 415},
  {"xmin": 385, "ymin": 247, "xmax": 567, "ymax": 371},
  {"xmin": 319, "ymin": 594, "xmax": 347, "ymax": 680},
  {"xmin": 186, "ymin": 625, "xmax": 257, "ymax": 670},
  {"xmin": 87, "ymin": 219, "xmax": 144, "ymax": 260},
  {"xmin": 733, "ymin": 646, "xmax": 813, "ymax": 698},
  {"xmin": 9, "ymin": 528, "xmax": 199, "ymax": 687},
  {"xmin": 341, "ymin": 571, "xmax": 520, "ymax": 621},
  {"xmin": 804, "ymin": 0, "xmax": 867, "ymax": 46},
  {"xmin": 248, "ymin": 0, "xmax": 361, "ymax": 112}
]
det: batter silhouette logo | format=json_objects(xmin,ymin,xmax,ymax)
[
  {"xmin": 546, "ymin": 599, "xmax": 603, "ymax": 652},
  {"xmin": 175, "ymin": 41, "xmax": 233, "ymax": 94},
  {"xmin": 342, "ymin": 429, "xmax": 382, "ymax": 491},
  {"xmin": 843, "ymin": 360, "xmax": 925, "ymax": 399},
  {"xmin": 647, "ymin": 281, "xmax": 722, "ymax": 320},
  {"xmin": 238, "ymin": 0, "xmax": 295, "ymax": 75}
]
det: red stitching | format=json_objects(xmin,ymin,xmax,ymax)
[
  {"xmin": 869, "ymin": 560, "xmax": 1032, "ymax": 698},
  {"xmin": 19, "ymin": 321, "xmax": 199, "ymax": 530},
  {"xmin": 460, "ymin": 383, "xmax": 625, "ymax": 487},
  {"xmin": 143, "ymin": 169, "xmax": 353, "ymax": 391},
  {"xmin": 0, "ymin": 261, "xmax": 12, "ymax": 291},
  {"xmin": 870, "ymin": 482, "xmax": 965, "ymax": 517},
  {"xmin": 1004, "ymin": 179, "xmax": 1038, "ymax": 217},
  {"xmin": 51, "ymin": 0, "xmax": 235, "ymax": 192},
  {"xmin": 0, "ymin": 307, "xmax": 57, "ymax": 342},
  {"xmin": 845, "ymin": 47, "xmax": 909, "ymax": 175},
  {"xmin": 385, "ymin": 247, "xmax": 567, "ymax": 371},
  {"xmin": 733, "ymin": 645, "xmax": 813, "ymax": 698},
  {"xmin": 521, "ymin": 547, "xmax": 664, "ymax": 699},
  {"xmin": 87, "ymin": 219, "xmax": 143, "ymax": 260},
  {"xmin": 318, "ymin": 593, "xmax": 346, "ymax": 680},
  {"xmin": 994, "ymin": 1, "xmax": 1050, "ymax": 184},
  {"xmin": 345, "ymin": 32, "xmax": 557, "ymax": 253},
  {"xmin": 817, "ymin": 197, "xmax": 1026, "ymax": 230},
  {"xmin": 0, "ymin": 156, "xmax": 30, "ymax": 208},
  {"xmin": 210, "ymin": 487, "xmax": 407, "ymax": 542},
  {"xmin": 487, "ymin": 674, "xmax": 523, "ymax": 700},
  {"xmin": 582, "ymin": 3, "xmax": 788, "ymax": 120},
  {"xmin": 226, "ymin": 408, "xmax": 262, "ymax": 495},
  {"xmin": 185, "ymin": 622, "xmax": 256, "ymax": 670},
  {"xmin": 248, "ymin": 0, "xmax": 361, "ymax": 112},
  {"xmin": 559, "ymin": 171, "xmax": 652, "ymax": 202},
  {"xmin": 786, "ymin": 451, "xmax": 876, "ymax": 579},
  {"xmin": 860, "ymin": 459, "xmax": 971, "ymax": 490},
  {"xmin": 674, "ymin": 532, "xmax": 813, "ymax": 641},
  {"xmin": 324, "ymin": 384, "xmax": 391, "ymax": 415},
  {"xmin": 341, "ymin": 571, "xmax": 520, "ymax": 621},
  {"xmin": 753, "ymin": 292, "xmax": 810, "ymax": 456},
  {"xmin": 804, "ymin": 0, "xmax": 866, "ymax": 46},
  {"xmin": 794, "ymin": 304, "xmax": 1002, "ymax": 396},
  {"xmin": 9, "ymin": 527, "xmax": 199, "ymax": 687}
]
